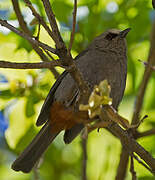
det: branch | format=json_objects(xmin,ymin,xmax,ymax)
[
  {"xmin": 0, "ymin": 19, "xmax": 57, "ymax": 55},
  {"xmin": 0, "ymin": 60, "xmax": 61, "ymax": 69},
  {"xmin": 33, "ymin": 156, "xmax": 43, "ymax": 180},
  {"xmin": 106, "ymin": 123, "xmax": 155, "ymax": 174},
  {"xmin": 132, "ymin": 20, "xmax": 155, "ymax": 125},
  {"xmin": 41, "ymin": 0, "xmax": 65, "ymax": 49},
  {"xmin": 96, "ymin": 108, "xmax": 155, "ymax": 174},
  {"xmin": 11, "ymin": 0, "xmax": 30, "ymax": 34},
  {"xmin": 68, "ymin": 0, "xmax": 77, "ymax": 55},
  {"xmin": 85, "ymin": 106, "xmax": 155, "ymax": 174},
  {"xmin": 136, "ymin": 128, "xmax": 155, "ymax": 139},
  {"xmin": 116, "ymin": 18, "xmax": 155, "ymax": 180},
  {"xmin": 33, "ymin": 168, "xmax": 39, "ymax": 180},
  {"xmin": 81, "ymin": 138, "xmax": 87, "ymax": 180}
]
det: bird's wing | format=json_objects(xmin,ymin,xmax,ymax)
[{"xmin": 36, "ymin": 71, "xmax": 68, "ymax": 126}]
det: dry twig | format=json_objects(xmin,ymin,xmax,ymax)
[
  {"xmin": 81, "ymin": 138, "xmax": 87, "ymax": 180},
  {"xmin": 138, "ymin": 59, "xmax": 155, "ymax": 71},
  {"xmin": 41, "ymin": 0, "xmax": 65, "ymax": 49},
  {"xmin": 130, "ymin": 155, "xmax": 137, "ymax": 180},
  {"xmin": 136, "ymin": 128, "xmax": 155, "ymax": 139},
  {"xmin": 23, "ymin": 0, "xmax": 56, "ymax": 42},
  {"xmin": 0, "ymin": 60, "xmax": 61, "ymax": 69},
  {"xmin": 0, "ymin": 19, "xmax": 57, "ymax": 55},
  {"xmin": 68, "ymin": 0, "xmax": 77, "ymax": 55},
  {"xmin": 11, "ymin": 0, "xmax": 30, "ymax": 34},
  {"xmin": 132, "ymin": 21, "xmax": 155, "ymax": 125},
  {"xmin": 132, "ymin": 153, "xmax": 154, "ymax": 174}
]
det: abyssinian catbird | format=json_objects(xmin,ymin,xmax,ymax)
[{"xmin": 11, "ymin": 28, "xmax": 130, "ymax": 173}]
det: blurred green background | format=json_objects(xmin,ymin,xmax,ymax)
[{"xmin": 0, "ymin": 0, "xmax": 155, "ymax": 179}]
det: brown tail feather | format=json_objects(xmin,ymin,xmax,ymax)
[{"xmin": 11, "ymin": 123, "xmax": 59, "ymax": 173}]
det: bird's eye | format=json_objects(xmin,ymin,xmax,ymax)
[{"xmin": 105, "ymin": 33, "xmax": 118, "ymax": 40}]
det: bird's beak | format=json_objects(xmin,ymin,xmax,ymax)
[{"xmin": 119, "ymin": 28, "xmax": 131, "ymax": 38}]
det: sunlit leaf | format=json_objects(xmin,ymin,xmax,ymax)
[{"xmin": 80, "ymin": 80, "xmax": 112, "ymax": 118}]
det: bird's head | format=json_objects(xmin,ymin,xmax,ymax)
[{"xmin": 92, "ymin": 28, "xmax": 131, "ymax": 52}]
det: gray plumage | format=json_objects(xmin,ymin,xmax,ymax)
[{"xmin": 11, "ymin": 28, "xmax": 130, "ymax": 173}]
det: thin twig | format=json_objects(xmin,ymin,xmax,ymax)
[
  {"xmin": 130, "ymin": 155, "xmax": 137, "ymax": 180},
  {"xmin": 0, "ymin": 60, "xmax": 61, "ymax": 69},
  {"xmin": 81, "ymin": 138, "xmax": 87, "ymax": 180},
  {"xmin": 33, "ymin": 157, "xmax": 44, "ymax": 180},
  {"xmin": 41, "ymin": 0, "xmax": 65, "ymax": 49},
  {"xmin": 45, "ymin": 51, "xmax": 55, "ymax": 61},
  {"xmin": 33, "ymin": 168, "xmax": 39, "ymax": 180},
  {"xmin": 138, "ymin": 59, "xmax": 155, "ymax": 71},
  {"xmin": 68, "ymin": 0, "xmax": 77, "ymax": 55},
  {"xmin": 88, "ymin": 121, "xmax": 111, "ymax": 133},
  {"xmin": 132, "ymin": 153, "xmax": 154, "ymax": 174},
  {"xmin": 11, "ymin": 0, "xmax": 30, "ymax": 34},
  {"xmin": 136, "ymin": 128, "xmax": 155, "ymax": 139},
  {"xmin": 0, "ymin": 19, "xmax": 57, "ymax": 55},
  {"xmin": 23, "ymin": 0, "xmax": 56, "ymax": 42},
  {"xmin": 132, "ymin": 21, "xmax": 155, "ymax": 125}
]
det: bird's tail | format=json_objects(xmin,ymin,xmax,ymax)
[{"xmin": 11, "ymin": 123, "xmax": 59, "ymax": 173}]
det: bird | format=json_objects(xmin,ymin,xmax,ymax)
[{"xmin": 11, "ymin": 28, "xmax": 130, "ymax": 173}]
